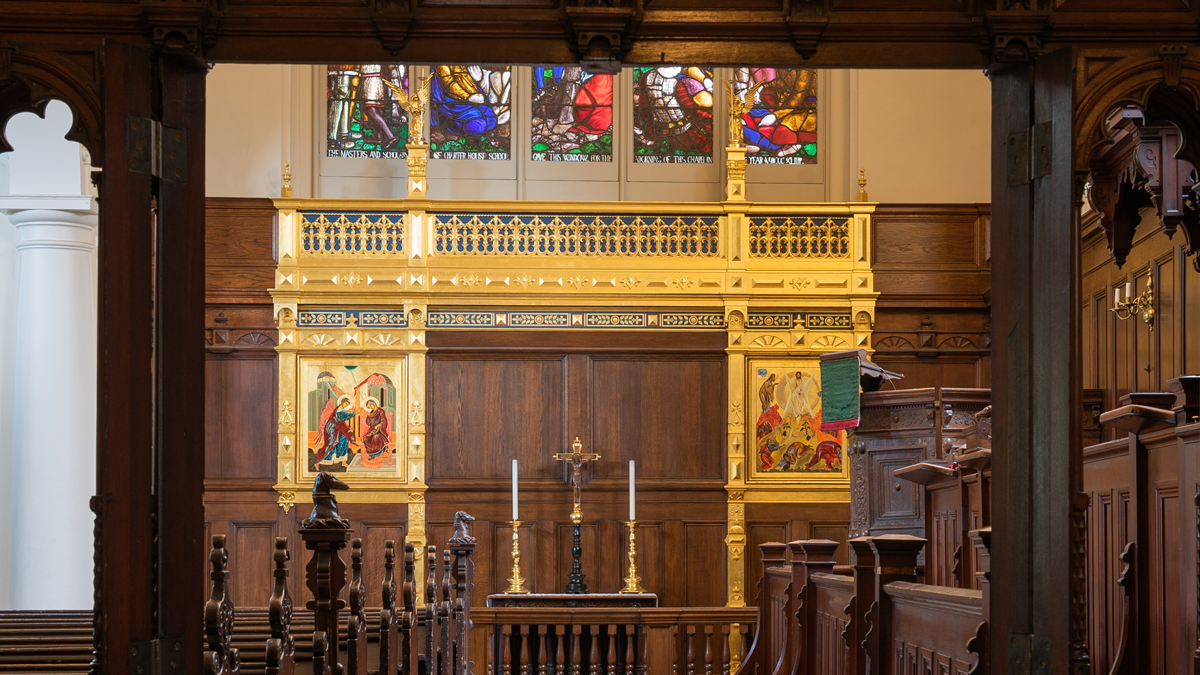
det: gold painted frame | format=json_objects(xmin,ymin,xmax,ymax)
[{"xmin": 745, "ymin": 357, "xmax": 850, "ymax": 483}]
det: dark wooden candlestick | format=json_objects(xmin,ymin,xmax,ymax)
[{"xmin": 566, "ymin": 522, "xmax": 588, "ymax": 594}]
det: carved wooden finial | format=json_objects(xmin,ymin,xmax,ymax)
[
  {"xmin": 857, "ymin": 167, "xmax": 869, "ymax": 202},
  {"xmin": 265, "ymin": 537, "xmax": 293, "ymax": 675},
  {"xmin": 379, "ymin": 541, "xmax": 399, "ymax": 675},
  {"xmin": 281, "ymin": 161, "xmax": 293, "ymax": 198},
  {"xmin": 203, "ymin": 535, "xmax": 241, "ymax": 675}
]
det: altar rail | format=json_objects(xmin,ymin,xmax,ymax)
[
  {"xmin": 474, "ymin": 607, "xmax": 757, "ymax": 675},
  {"xmin": 735, "ymin": 535, "xmax": 988, "ymax": 675}
]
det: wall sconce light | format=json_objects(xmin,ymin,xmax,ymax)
[{"xmin": 1110, "ymin": 275, "xmax": 1155, "ymax": 331}]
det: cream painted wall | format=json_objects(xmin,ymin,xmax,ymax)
[
  {"xmin": 206, "ymin": 65, "xmax": 991, "ymax": 204},
  {"xmin": 851, "ymin": 70, "xmax": 991, "ymax": 204},
  {"xmin": 206, "ymin": 64, "xmax": 315, "ymax": 199}
]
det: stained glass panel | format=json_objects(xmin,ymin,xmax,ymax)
[
  {"xmin": 327, "ymin": 65, "xmax": 410, "ymax": 159},
  {"xmin": 531, "ymin": 66, "xmax": 613, "ymax": 162},
  {"xmin": 430, "ymin": 65, "xmax": 512, "ymax": 160},
  {"xmin": 632, "ymin": 66, "xmax": 714, "ymax": 164},
  {"xmin": 734, "ymin": 68, "xmax": 818, "ymax": 165}
]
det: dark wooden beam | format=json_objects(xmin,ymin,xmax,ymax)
[
  {"xmin": 95, "ymin": 39, "xmax": 155, "ymax": 675},
  {"xmin": 155, "ymin": 53, "xmax": 208, "ymax": 674}
]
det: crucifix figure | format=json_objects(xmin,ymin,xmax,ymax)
[{"xmin": 553, "ymin": 437, "xmax": 600, "ymax": 593}]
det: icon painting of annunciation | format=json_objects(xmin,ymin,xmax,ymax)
[
  {"xmin": 748, "ymin": 359, "xmax": 846, "ymax": 481},
  {"xmin": 299, "ymin": 360, "xmax": 405, "ymax": 479}
]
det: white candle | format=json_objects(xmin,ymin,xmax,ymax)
[
  {"xmin": 1125, "ymin": 281, "xmax": 1132, "ymax": 299},
  {"xmin": 512, "ymin": 459, "xmax": 519, "ymax": 521},
  {"xmin": 629, "ymin": 460, "xmax": 636, "ymax": 521},
  {"xmin": 1114, "ymin": 287, "xmax": 1121, "ymax": 305}
]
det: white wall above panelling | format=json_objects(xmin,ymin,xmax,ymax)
[{"xmin": 205, "ymin": 65, "xmax": 991, "ymax": 204}]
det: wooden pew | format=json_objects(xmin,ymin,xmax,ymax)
[
  {"xmin": 0, "ymin": 611, "xmax": 93, "ymax": 672},
  {"xmin": 736, "ymin": 534, "xmax": 988, "ymax": 675}
]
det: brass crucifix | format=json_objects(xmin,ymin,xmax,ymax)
[{"xmin": 553, "ymin": 437, "xmax": 601, "ymax": 524}]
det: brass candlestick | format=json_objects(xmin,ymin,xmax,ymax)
[
  {"xmin": 1110, "ymin": 274, "xmax": 1155, "ymax": 331},
  {"xmin": 506, "ymin": 520, "xmax": 530, "ymax": 594},
  {"xmin": 619, "ymin": 521, "xmax": 643, "ymax": 594}
]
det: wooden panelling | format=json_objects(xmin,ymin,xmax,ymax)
[
  {"xmin": 1083, "ymin": 428, "xmax": 1183, "ymax": 675},
  {"xmin": 426, "ymin": 333, "xmax": 730, "ymax": 606},
  {"xmin": 205, "ymin": 198, "xmax": 277, "ymax": 305},
  {"xmin": 428, "ymin": 358, "xmax": 566, "ymax": 480},
  {"xmin": 1081, "ymin": 207, "xmax": 1199, "ymax": 430},
  {"xmin": 871, "ymin": 204, "xmax": 991, "ymax": 390},
  {"xmin": 205, "ymin": 355, "xmax": 277, "ymax": 482},
  {"xmin": 591, "ymin": 358, "xmax": 725, "ymax": 480}
]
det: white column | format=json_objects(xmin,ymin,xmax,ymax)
[{"xmin": 0, "ymin": 195, "xmax": 97, "ymax": 609}]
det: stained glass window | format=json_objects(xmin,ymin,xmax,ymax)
[
  {"xmin": 430, "ymin": 65, "xmax": 512, "ymax": 160},
  {"xmin": 631, "ymin": 66, "xmax": 714, "ymax": 164},
  {"xmin": 327, "ymin": 65, "xmax": 410, "ymax": 159},
  {"xmin": 733, "ymin": 68, "xmax": 818, "ymax": 165},
  {"xmin": 531, "ymin": 67, "xmax": 614, "ymax": 163}
]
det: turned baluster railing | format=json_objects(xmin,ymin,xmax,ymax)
[
  {"xmin": 481, "ymin": 608, "xmax": 756, "ymax": 675},
  {"xmin": 202, "ymin": 475, "xmax": 476, "ymax": 675}
]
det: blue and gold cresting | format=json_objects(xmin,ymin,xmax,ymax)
[
  {"xmin": 425, "ymin": 310, "xmax": 727, "ymax": 329},
  {"xmin": 297, "ymin": 309, "xmax": 410, "ymax": 328},
  {"xmin": 746, "ymin": 312, "xmax": 853, "ymax": 330},
  {"xmin": 300, "ymin": 212, "xmax": 405, "ymax": 254},
  {"xmin": 430, "ymin": 213, "xmax": 723, "ymax": 257},
  {"xmin": 747, "ymin": 215, "xmax": 851, "ymax": 258}
]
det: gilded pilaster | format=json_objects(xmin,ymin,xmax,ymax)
[
  {"xmin": 405, "ymin": 300, "xmax": 429, "ymax": 601},
  {"xmin": 724, "ymin": 304, "xmax": 749, "ymax": 607},
  {"xmin": 274, "ymin": 307, "xmax": 300, "ymax": 511}
]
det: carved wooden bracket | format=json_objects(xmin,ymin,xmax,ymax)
[
  {"xmin": 138, "ymin": 0, "xmax": 221, "ymax": 61},
  {"xmin": 787, "ymin": 0, "xmax": 829, "ymax": 60},
  {"xmin": 369, "ymin": 0, "xmax": 413, "ymax": 56},
  {"xmin": 562, "ymin": 1, "xmax": 641, "ymax": 74},
  {"xmin": 1088, "ymin": 165, "xmax": 1153, "ymax": 269},
  {"xmin": 981, "ymin": 2, "xmax": 1051, "ymax": 63}
]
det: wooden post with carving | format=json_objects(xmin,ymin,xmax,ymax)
[
  {"xmin": 867, "ymin": 535, "xmax": 925, "ymax": 673},
  {"xmin": 441, "ymin": 549, "xmax": 455, "ymax": 675},
  {"xmin": 347, "ymin": 539, "xmax": 368, "ymax": 675},
  {"xmin": 380, "ymin": 541, "xmax": 400, "ymax": 675},
  {"xmin": 203, "ymin": 535, "xmax": 240, "ymax": 675},
  {"xmin": 732, "ymin": 542, "xmax": 787, "ymax": 675},
  {"xmin": 792, "ymin": 540, "xmax": 838, "ymax": 675},
  {"xmin": 403, "ymin": 543, "xmax": 420, "ymax": 675},
  {"xmin": 299, "ymin": 472, "xmax": 352, "ymax": 673},
  {"xmin": 265, "ymin": 538, "xmax": 294, "ymax": 675},
  {"xmin": 845, "ymin": 537, "xmax": 876, "ymax": 675},
  {"xmin": 427, "ymin": 545, "xmax": 442, "ymax": 675},
  {"xmin": 449, "ymin": 513, "xmax": 477, "ymax": 675}
]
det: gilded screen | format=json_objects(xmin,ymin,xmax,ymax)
[{"xmin": 327, "ymin": 65, "xmax": 410, "ymax": 159}]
